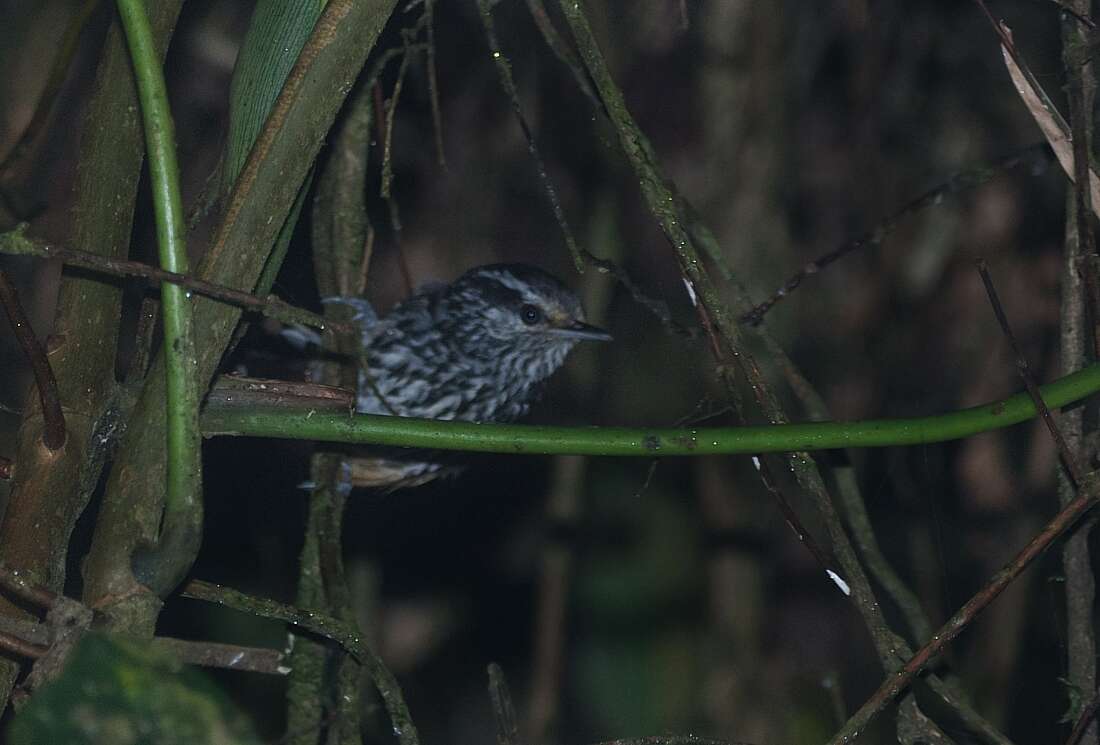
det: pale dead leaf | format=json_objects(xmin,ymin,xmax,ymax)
[{"xmin": 999, "ymin": 22, "xmax": 1100, "ymax": 217}]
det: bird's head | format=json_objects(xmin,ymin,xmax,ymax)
[{"xmin": 442, "ymin": 264, "xmax": 610, "ymax": 372}]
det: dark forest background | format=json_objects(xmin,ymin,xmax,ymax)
[{"xmin": 0, "ymin": 1, "xmax": 1091, "ymax": 743}]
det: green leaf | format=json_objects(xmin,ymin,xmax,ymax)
[
  {"xmin": 8, "ymin": 633, "xmax": 261, "ymax": 745},
  {"xmin": 223, "ymin": 0, "xmax": 327, "ymax": 192}
]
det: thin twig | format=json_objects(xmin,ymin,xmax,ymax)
[
  {"xmin": 741, "ymin": 143, "xmax": 1052, "ymax": 325},
  {"xmin": 0, "ymin": 269, "xmax": 65, "ymax": 450},
  {"xmin": 0, "ymin": 226, "xmax": 342, "ymax": 333},
  {"xmin": 1078, "ymin": 256, "xmax": 1100, "ymax": 359},
  {"xmin": 1059, "ymin": 6, "xmax": 1098, "ymax": 745},
  {"xmin": 527, "ymin": 456, "xmax": 582, "ymax": 743},
  {"xmin": 1047, "ymin": 0, "xmax": 1097, "ymax": 28},
  {"xmin": 488, "ymin": 663, "xmax": 519, "ymax": 745},
  {"xmin": 380, "ymin": 42, "xmax": 418, "ymax": 201},
  {"xmin": 0, "ymin": 564, "xmax": 61, "ymax": 610},
  {"xmin": 476, "ymin": 0, "xmax": 587, "ymax": 273},
  {"xmin": 0, "ymin": 630, "xmax": 46, "ymax": 661},
  {"xmin": 0, "ymin": 567, "xmax": 285, "ymax": 674},
  {"xmin": 583, "ymin": 251, "xmax": 695, "ymax": 338},
  {"xmin": 187, "ymin": 580, "xmax": 419, "ymax": 745},
  {"xmin": 1069, "ymin": 692, "xmax": 1100, "ymax": 745},
  {"xmin": 150, "ymin": 637, "xmax": 286, "ymax": 675},
  {"xmin": 523, "ymin": 0, "xmax": 599, "ymax": 106},
  {"xmin": 374, "ymin": 79, "xmax": 414, "ymax": 296},
  {"xmin": 977, "ymin": 259, "xmax": 1086, "ymax": 486},
  {"xmin": 751, "ymin": 455, "xmax": 849, "ymax": 596},
  {"xmin": 827, "ymin": 472, "xmax": 1100, "ymax": 744},
  {"xmin": 424, "ymin": 0, "xmax": 447, "ymax": 169},
  {"xmin": 180, "ymin": 579, "xmax": 364, "ymax": 660}
]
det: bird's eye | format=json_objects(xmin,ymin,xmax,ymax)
[{"xmin": 520, "ymin": 304, "xmax": 542, "ymax": 326}]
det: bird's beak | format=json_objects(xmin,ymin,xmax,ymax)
[{"xmin": 549, "ymin": 320, "xmax": 612, "ymax": 342}]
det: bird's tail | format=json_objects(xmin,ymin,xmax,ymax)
[
  {"xmin": 280, "ymin": 324, "xmax": 323, "ymax": 350},
  {"xmin": 280, "ymin": 296, "xmax": 378, "ymax": 350}
]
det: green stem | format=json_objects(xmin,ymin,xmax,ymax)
[
  {"xmin": 115, "ymin": 0, "xmax": 202, "ymax": 586},
  {"xmin": 202, "ymin": 363, "xmax": 1100, "ymax": 455}
]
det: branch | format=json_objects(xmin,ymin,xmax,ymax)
[
  {"xmin": 81, "ymin": 0, "xmax": 402, "ymax": 633},
  {"xmin": 180, "ymin": 579, "xmax": 420, "ymax": 745},
  {"xmin": 0, "ymin": 268, "xmax": 64, "ymax": 450},
  {"xmin": 201, "ymin": 361, "xmax": 1100, "ymax": 455},
  {"xmin": 115, "ymin": 0, "xmax": 202, "ymax": 598},
  {"xmin": 150, "ymin": 638, "xmax": 286, "ymax": 675},
  {"xmin": 828, "ymin": 473, "xmax": 1100, "ymax": 744},
  {"xmin": 476, "ymin": 0, "xmax": 585, "ymax": 272},
  {"xmin": 180, "ymin": 580, "xmax": 363, "ymax": 659},
  {"xmin": 741, "ymin": 144, "xmax": 1052, "ymax": 326},
  {"xmin": 0, "ymin": 225, "xmax": 341, "ymax": 332},
  {"xmin": 978, "ymin": 259, "xmax": 1086, "ymax": 485},
  {"xmin": 488, "ymin": 663, "xmax": 519, "ymax": 745},
  {"xmin": 0, "ymin": 0, "xmax": 187, "ymax": 712}
]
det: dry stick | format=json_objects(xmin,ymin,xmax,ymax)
[
  {"xmin": 377, "ymin": 30, "xmax": 429, "ymax": 300},
  {"xmin": 124, "ymin": 296, "xmax": 159, "ymax": 384},
  {"xmin": 1067, "ymin": 31, "xmax": 1097, "ymax": 275},
  {"xmin": 374, "ymin": 79, "xmax": 413, "ymax": 297},
  {"xmin": 1060, "ymin": 6, "xmax": 1099, "ymax": 743},
  {"xmin": 554, "ymin": 2, "xmax": 1007, "ymax": 741},
  {"xmin": 981, "ymin": 250, "xmax": 1097, "ymax": 742},
  {"xmin": 523, "ymin": 0, "xmax": 600, "ymax": 107},
  {"xmin": 741, "ymin": 143, "xmax": 1052, "ymax": 326},
  {"xmin": 475, "ymin": 0, "xmax": 586, "ymax": 273},
  {"xmin": 751, "ymin": 454, "xmax": 848, "ymax": 596},
  {"xmin": 527, "ymin": 456, "xmax": 584, "ymax": 744},
  {"xmin": 0, "ymin": 623, "xmax": 287, "ymax": 675},
  {"xmin": 488, "ymin": 663, "xmax": 520, "ymax": 745},
  {"xmin": 472, "ymin": 15, "xmax": 689, "ymax": 338},
  {"xmin": 149, "ymin": 638, "xmax": 285, "ymax": 675},
  {"xmin": 584, "ymin": 251, "xmax": 694, "ymax": 338},
  {"xmin": 0, "ymin": 269, "xmax": 65, "ymax": 450},
  {"xmin": 299, "ymin": 117, "xmax": 370, "ymax": 738},
  {"xmin": 977, "ymin": 259, "xmax": 1087, "ymax": 486},
  {"xmin": 1079, "ymin": 255, "xmax": 1100, "ymax": 359},
  {"xmin": 993, "ymin": 7, "xmax": 1100, "ymax": 742},
  {"xmin": 680, "ymin": 125, "xmax": 1012, "ymax": 745},
  {"xmin": 830, "ymin": 470, "xmax": 1100, "ymax": 744},
  {"xmin": 0, "ymin": 228, "xmax": 340, "ymax": 333},
  {"xmin": 554, "ymin": 7, "xmax": 922, "ymax": 740},
  {"xmin": 424, "ymin": 0, "xmax": 447, "ymax": 170},
  {"xmin": 0, "ymin": 631, "xmax": 46, "ymax": 661},
  {"xmin": 0, "ymin": 565, "xmax": 286, "ymax": 674},
  {"xmin": 769, "ymin": 343, "xmax": 1014, "ymax": 745},
  {"xmin": 483, "ymin": 2, "xmax": 691, "ymax": 335},
  {"xmin": 181, "ymin": 579, "xmax": 363, "ymax": 659},
  {"xmin": 1049, "ymin": 0, "xmax": 1098, "ymax": 28},
  {"xmin": 191, "ymin": 580, "xmax": 421, "ymax": 745},
  {"xmin": 1064, "ymin": 0, "xmax": 1100, "ymax": 372},
  {"xmin": 0, "ymin": 565, "xmax": 61, "ymax": 610},
  {"xmin": 1070, "ymin": 693, "xmax": 1100, "ymax": 745}
]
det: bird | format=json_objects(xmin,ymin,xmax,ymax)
[{"xmin": 290, "ymin": 263, "xmax": 611, "ymax": 490}]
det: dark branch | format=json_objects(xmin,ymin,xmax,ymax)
[
  {"xmin": 0, "ymin": 269, "xmax": 65, "ymax": 450},
  {"xmin": 0, "ymin": 226, "xmax": 343, "ymax": 334},
  {"xmin": 977, "ymin": 259, "xmax": 1086, "ymax": 486},
  {"xmin": 741, "ymin": 143, "xmax": 1052, "ymax": 326}
]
